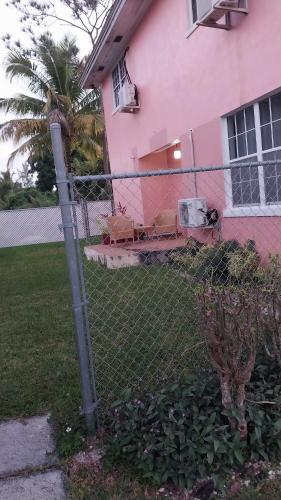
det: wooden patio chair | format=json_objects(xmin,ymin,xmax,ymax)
[
  {"xmin": 106, "ymin": 215, "xmax": 135, "ymax": 246},
  {"xmin": 153, "ymin": 209, "xmax": 178, "ymax": 238}
]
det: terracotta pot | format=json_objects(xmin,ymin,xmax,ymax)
[{"xmin": 102, "ymin": 233, "xmax": 110, "ymax": 245}]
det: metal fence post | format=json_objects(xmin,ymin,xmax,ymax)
[
  {"xmin": 81, "ymin": 199, "xmax": 91, "ymax": 239},
  {"xmin": 50, "ymin": 122, "xmax": 98, "ymax": 431}
]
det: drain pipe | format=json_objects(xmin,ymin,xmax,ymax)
[{"xmin": 189, "ymin": 129, "xmax": 198, "ymax": 198}]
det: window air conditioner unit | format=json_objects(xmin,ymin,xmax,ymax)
[
  {"xmin": 178, "ymin": 198, "xmax": 208, "ymax": 228},
  {"xmin": 199, "ymin": 0, "xmax": 247, "ymax": 27},
  {"xmin": 118, "ymin": 82, "xmax": 139, "ymax": 113}
]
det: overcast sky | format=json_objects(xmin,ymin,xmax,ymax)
[{"xmin": 0, "ymin": 2, "xmax": 92, "ymax": 178}]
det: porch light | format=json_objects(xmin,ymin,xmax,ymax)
[{"xmin": 173, "ymin": 149, "xmax": 182, "ymax": 160}]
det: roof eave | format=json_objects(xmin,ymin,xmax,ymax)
[{"xmin": 80, "ymin": 0, "xmax": 153, "ymax": 88}]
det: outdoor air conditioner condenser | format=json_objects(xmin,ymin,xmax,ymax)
[{"xmin": 178, "ymin": 198, "xmax": 208, "ymax": 228}]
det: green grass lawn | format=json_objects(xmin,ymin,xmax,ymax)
[
  {"xmin": 85, "ymin": 261, "xmax": 202, "ymax": 407},
  {"xmin": 0, "ymin": 242, "xmax": 80, "ymax": 420},
  {"xmin": 0, "ymin": 242, "xmax": 202, "ymax": 422}
]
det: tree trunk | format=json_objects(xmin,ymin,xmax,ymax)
[
  {"xmin": 220, "ymin": 374, "xmax": 235, "ymax": 430},
  {"xmin": 236, "ymin": 383, "xmax": 247, "ymax": 438},
  {"xmin": 99, "ymin": 90, "xmax": 113, "ymax": 201}
]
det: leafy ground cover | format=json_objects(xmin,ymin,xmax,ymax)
[{"xmin": 104, "ymin": 356, "xmax": 281, "ymax": 491}]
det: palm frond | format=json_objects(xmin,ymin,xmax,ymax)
[
  {"xmin": 77, "ymin": 89, "xmax": 101, "ymax": 114},
  {"xmin": 0, "ymin": 95, "xmax": 46, "ymax": 117},
  {"xmin": 0, "ymin": 119, "xmax": 47, "ymax": 144},
  {"xmin": 74, "ymin": 113, "xmax": 104, "ymax": 137},
  {"xmin": 73, "ymin": 130, "xmax": 103, "ymax": 161},
  {"xmin": 7, "ymin": 133, "xmax": 50, "ymax": 166},
  {"xmin": 5, "ymin": 52, "xmax": 49, "ymax": 96},
  {"xmin": 37, "ymin": 35, "xmax": 82, "ymax": 102}
]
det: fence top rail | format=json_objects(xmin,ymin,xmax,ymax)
[
  {"xmin": 0, "ymin": 204, "xmax": 59, "ymax": 214},
  {"xmin": 72, "ymin": 160, "xmax": 281, "ymax": 183}
]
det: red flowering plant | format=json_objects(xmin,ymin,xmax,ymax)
[
  {"xmin": 100, "ymin": 202, "xmax": 127, "ymax": 219},
  {"xmin": 96, "ymin": 202, "xmax": 127, "ymax": 236},
  {"xmin": 115, "ymin": 202, "xmax": 127, "ymax": 216}
]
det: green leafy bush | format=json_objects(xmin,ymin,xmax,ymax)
[
  {"xmin": 105, "ymin": 357, "xmax": 281, "ymax": 490},
  {"xmin": 170, "ymin": 239, "xmax": 261, "ymax": 285},
  {"xmin": 228, "ymin": 240, "xmax": 260, "ymax": 283},
  {"xmin": 5, "ymin": 188, "xmax": 58, "ymax": 210},
  {"xmin": 170, "ymin": 239, "xmax": 241, "ymax": 284},
  {"xmin": 254, "ymin": 254, "xmax": 281, "ymax": 367},
  {"xmin": 169, "ymin": 237, "xmax": 202, "ymax": 270}
]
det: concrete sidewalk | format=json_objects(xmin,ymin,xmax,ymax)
[{"xmin": 0, "ymin": 414, "xmax": 65, "ymax": 500}]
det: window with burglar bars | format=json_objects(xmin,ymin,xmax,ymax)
[
  {"xmin": 225, "ymin": 91, "xmax": 281, "ymax": 210},
  {"xmin": 112, "ymin": 55, "xmax": 126, "ymax": 109}
]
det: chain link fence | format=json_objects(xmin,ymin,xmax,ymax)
[
  {"xmin": 70, "ymin": 160, "xmax": 281, "ymax": 414},
  {"xmin": 5, "ymin": 121, "xmax": 281, "ymax": 428},
  {"xmin": 0, "ymin": 201, "xmax": 111, "ymax": 248},
  {"xmin": 3, "ymin": 120, "xmax": 281, "ymax": 429}
]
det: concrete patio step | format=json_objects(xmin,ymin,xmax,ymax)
[
  {"xmin": 85, "ymin": 243, "xmax": 139, "ymax": 269},
  {"xmin": 84, "ymin": 236, "xmax": 186, "ymax": 268}
]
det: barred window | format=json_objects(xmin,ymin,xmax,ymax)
[
  {"xmin": 225, "ymin": 91, "xmax": 281, "ymax": 207},
  {"xmin": 112, "ymin": 56, "xmax": 126, "ymax": 109}
]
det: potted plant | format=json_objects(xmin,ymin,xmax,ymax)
[
  {"xmin": 96, "ymin": 218, "xmax": 111, "ymax": 245},
  {"xmin": 115, "ymin": 201, "xmax": 127, "ymax": 216},
  {"xmin": 96, "ymin": 203, "xmax": 128, "ymax": 245},
  {"xmin": 101, "ymin": 229, "xmax": 110, "ymax": 245}
]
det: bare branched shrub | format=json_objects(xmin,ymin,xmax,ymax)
[
  {"xmin": 197, "ymin": 285, "xmax": 259, "ymax": 438},
  {"xmin": 258, "ymin": 255, "xmax": 281, "ymax": 366}
]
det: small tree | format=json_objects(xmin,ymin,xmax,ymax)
[
  {"xmin": 0, "ymin": 170, "xmax": 21, "ymax": 209},
  {"xmin": 197, "ymin": 284, "xmax": 259, "ymax": 438},
  {"xmin": 4, "ymin": 0, "xmax": 114, "ymax": 48},
  {"xmin": 17, "ymin": 162, "xmax": 34, "ymax": 188},
  {"xmin": 28, "ymin": 151, "xmax": 56, "ymax": 192}
]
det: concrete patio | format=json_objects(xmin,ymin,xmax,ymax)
[{"xmin": 84, "ymin": 236, "xmax": 187, "ymax": 269}]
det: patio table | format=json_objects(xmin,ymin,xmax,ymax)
[{"xmin": 135, "ymin": 224, "xmax": 155, "ymax": 240}]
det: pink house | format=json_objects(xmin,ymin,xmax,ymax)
[{"xmin": 81, "ymin": 0, "xmax": 281, "ymax": 257}]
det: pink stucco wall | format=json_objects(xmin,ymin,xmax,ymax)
[{"xmin": 101, "ymin": 0, "xmax": 281, "ymax": 257}]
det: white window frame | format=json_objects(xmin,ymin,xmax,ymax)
[
  {"xmin": 187, "ymin": 0, "xmax": 211, "ymax": 34},
  {"xmin": 111, "ymin": 55, "xmax": 126, "ymax": 111},
  {"xmin": 187, "ymin": 0, "xmax": 199, "ymax": 31},
  {"xmin": 223, "ymin": 95, "xmax": 281, "ymax": 218}
]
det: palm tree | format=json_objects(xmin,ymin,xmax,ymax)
[
  {"xmin": 0, "ymin": 34, "xmax": 103, "ymax": 171},
  {"xmin": 0, "ymin": 170, "xmax": 17, "ymax": 209}
]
